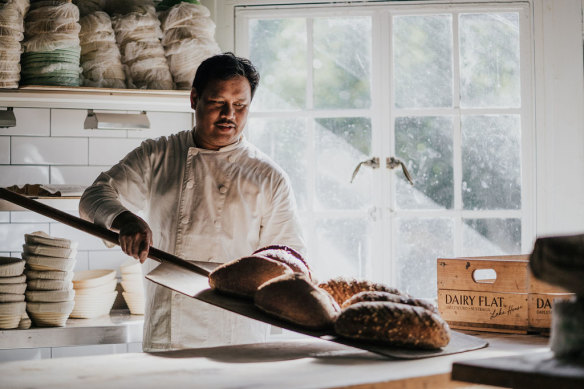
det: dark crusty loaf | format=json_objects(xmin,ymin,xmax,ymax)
[
  {"xmin": 334, "ymin": 301, "xmax": 451, "ymax": 349},
  {"xmin": 254, "ymin": 273, "xmax": 340, "ymax": 330},
  {"xmin": 342, "ymin": 291, "xmax": 438, "ymax": 313},
  {"xmin": 318, "ymin": 278, "xmax": 408, "ymax": 306},
  {"xmin": 253, "ymin": 245, "xmax": 312, "ymax": 280},
  {"xmin": 208, "ymin": 255, "xmax": 293, "ymax": 298}
]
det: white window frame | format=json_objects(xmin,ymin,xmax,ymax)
[{"xmin": 234, "ymin": 1, "xmax": 536, "ymax": 287}]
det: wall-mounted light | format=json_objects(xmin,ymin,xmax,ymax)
[
  {"xmin": 0, "ymin": 107, "xmax": 16, "ymax": 128},
  {"xmin": 84, "ymin": 109, "xmax": 150, "ymax": 130}
]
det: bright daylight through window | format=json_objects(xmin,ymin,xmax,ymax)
[{"xmin": 236, "ymin": 2, "xmax": 532, "ymax": 299}]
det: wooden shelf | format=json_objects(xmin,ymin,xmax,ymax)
[{"xmin": 0, "ymin": 86, "xmax": 192, "ymax": 112}]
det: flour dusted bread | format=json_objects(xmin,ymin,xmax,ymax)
[
  {"xmin": 342, "ymin": 291, "xmax": 438, "ymax": 313},
  {"xmin": 208, "ymin": 255, "xmax": 293, "ymax": 298},
  {"xmin": 334, "ymin": 301, "xmax": 451, "ymax": 349},
  {"xmin": 318, "ymin": 277, "xmax": 408, "ymax": 306},
  {"xmin": 255, "ymin": 273, "xmax": 340, "ymax": 330},
  {"xmin": 253, "ymin": 245, "xmax": 312, "ymax": 280}
]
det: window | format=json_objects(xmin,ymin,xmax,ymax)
[{"xmin": 236, "ymin": 2, "xmax": 534, "ymax": 299}]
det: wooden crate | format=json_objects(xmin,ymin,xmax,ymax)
[
  {"xmin": 527, "ymin": 272, "xmax": 573, "ymax": 334},
  {"xmin": 437, "ymin": 255, "xmax": 530, "ymax": 334}
]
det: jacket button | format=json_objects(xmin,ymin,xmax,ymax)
[
  {"xmin": 228, "ymin": 155, "xmax": 235, "ymax": 163},
  {"xmin": 219, "ymin": 185, "xmax": 227, "ymax": 194},
  {"xmin": 181, "ymin": 219, "xmax": 189, "ymax": 225},
  {"xmin": 186, "ymin": 181, "xmax": 194, "ymax": 189}
]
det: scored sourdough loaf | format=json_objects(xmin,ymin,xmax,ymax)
[
  {"xmin": 253, "ymin": 245, "xmax": 312, "ymax": 280},
  {"xmin": 342, "ymin": 291, "xmax": 438, "ymax": 313},
  {"xmin": 254, "ymin": 273, "xmax": 340, "ymax": 330},
  {"xmin": 208, "ymin": 255, "xmax": 293, "ymax": 298},
  {"xmin": 334, "ymin": 301, "xmax": 451, "ymax": 349},
  {"xmin": 319, "ymin": 277, "xmax": 408, "ymax": 306}
]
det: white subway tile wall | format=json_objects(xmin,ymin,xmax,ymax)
[
  {"xmin": 0, "ymin": 108, "xmax": 50, "ymax": 136},
  {"xmin": 88, "ymin": 138, "xmax": 144, "ymax": 166},
  {"xmin": 50, "ymin": 165, "xmax": 110, "ymax": 186},
  {"xmin": 0, "ymin": 136, "xmax": 9, "ymax": 164},
  {"xmin": 0, "ymin": 108, "xmax": 191, "ymax": 359},
  {"xmin": 0, "ymin": 165, "xmax": 49, "ymax": 186},
  {"xmin": 12, "ymin": 137, "xmax": 88, "ymax": 165}
]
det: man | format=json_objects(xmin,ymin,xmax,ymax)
[{"xmin": 79, "ymin": 53, "xmax": 306, "ymax": 351}]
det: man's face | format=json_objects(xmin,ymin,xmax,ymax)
[{"xmin": 191, "ymin": 75, "xmax": 252, "ymax": 150}]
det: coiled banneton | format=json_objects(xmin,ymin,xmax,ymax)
[
  {"xmin": 334, "ymin": 301, "xmax": 451, "ymax": 349},
  {"xmin": 318, "ymin": 278, "xmax": 409, "ymax": 306}
]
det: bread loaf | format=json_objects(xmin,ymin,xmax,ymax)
[
  {"xmin": 334, "ymin": 301, "xmax": 451, "ymax": 349},
  {"xmin": 208, "ymin": 255, "xmax": 293, "ymax": 298},
  {"xmin": 342, "ymin": 291, "xmax": 438, "ymax": 313},
  {"xmin": 253, "ymin": 245, "xmax": 312, "ymax": 280},
  {"xmin": 318, "ymin": 278, "xmax": 408, "ymax": 306},
  {"xmin": 255, "ymin": 273, "xmax": 340, "ymax": 330}
]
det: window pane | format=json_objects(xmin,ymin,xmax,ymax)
[
  {"xmin": 249, "ymin": 19, "xmax": 306, "ymax": 110},
  {"xmin": 462, "ymin": 115, "xmax": 521, "ymax": 210},
  {"xmin": 315, "ymin": 117, "xmax": 373, "ymax": 210},
  {"xmin": 313, "ymin": 218, "xmax": 372, "ymax": 280},
  {"xmin": 393, "ymin": 14, "xmax": 453, "ymax": 108},
  {"xmin": 462, "ymin": 218, "xmax": 521, "ymax": 256},
  {"xmin": 246, "ymin": 118, "xmax": 308, "ymax": 210},
  {"xmin": 395, "ymin": 218, "xmax": 454, "ymax": 298},
  {"xmin": 395, "ymin": 116, "xmax": 453, "ymax": 209},
  {"xmin": 459, "ymin": 13, "xmax": 520, "ymax": 108},
  {"xmin": 313, "ymin": 17, "xmax": 371, "ymax": 109}
]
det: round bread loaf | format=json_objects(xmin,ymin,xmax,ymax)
[
  {"xmin": 255, "ymin": 273, "xmax": 340, "ymax": 330},
  {"xmin": 318, "ymin": 277, "xmax": 408, "ymax": 306},
  {"xmin": 342, "ymin": 291, "xmax": 438, "ymax": 313},
  {"xmin": 253, "ymin": 245, "xmax": 312, "ymax": 280},
  {"xmin": 334, "ymin": 301, "xmax": 451, "ymax": 349},
  {"xmin": 208, "ymin": 255, "xmax": 293, "ymax": 298}
]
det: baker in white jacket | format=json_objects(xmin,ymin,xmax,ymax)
[{"xmin": 79, "ymin": 53, "xmax": 306, "ymax": 351}]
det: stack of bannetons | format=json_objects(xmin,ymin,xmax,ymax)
[
  {"xmin": 158, "ymin": 1, "xmax": 220, "ymax": 89},
  {"xmin": 78, "ymin": 11, "xmax": 125, "ymax": 88},
  {"xmin": 71, "ymin": 269, "xmax": 117, "ymax": 318},
  {"xmin": 0, "ymin": 0, "xmax": 29, "ymax": 88},
  {"xmin": 23, "ymin": 231, "xmax": 76, "ymax": 327},
  {"xmin": 20, "ymin": 0, "xmax": 81, "ymax": 86},
  {"xmin": 120, "ymin": 259, "xmax": 144, "ymax": 315},
  {"xmin": 209, "ymin": 245, "xmax": 452, "ymax": 350},
  {"xmin": 111, "ymin": 2, "xmax": 173, "ymax": 89},
  {"xmin": 0, "ymin": 256, "xmax": 27, "ymax": 329}
]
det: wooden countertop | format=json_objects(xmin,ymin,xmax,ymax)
[{"xmin": 0, "ymin": 331, "xmax": 550, "ymax": 389}]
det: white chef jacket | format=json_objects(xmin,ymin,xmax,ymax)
[{"xmin": 79, "ymin": 130, "xmax": 306, "ymax": 351}]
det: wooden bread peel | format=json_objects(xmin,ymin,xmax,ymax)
[{"xmin": 0, "ymin": 187, "xmax": 488, "ymax": 359}]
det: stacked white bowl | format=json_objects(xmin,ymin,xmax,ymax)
[
  {"xmin": 159, "ymin": 2, "xmax": 220, "ymax": 90},
  {"xmin": 71, "ymin": 269, "xmax": 117, "ymax": 318},
  {"xmin": 0, "ymin": 0, "xmax": 29, "ymax": 89},
  {"xmin": 111, "ymin": 3, "xmax": 173, "ymax": 89},
  {"xmin": 79, "ymin": 11, "xmax": 126, "ymax": 88},
  {"xmin": 0, "ymin": 256, "xmax": 27, "ymax": 329},
  {"xmin": 120, "ymin": 260, "xmax": 144, "ymax": 315},
  {"xmin": 22, "ymin": 231, "xmax": 77, "ymax": 327}
]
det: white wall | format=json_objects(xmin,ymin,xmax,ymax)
[{"xmin": 534, "ymin": 0, "xmax": 584, "ymax": 236}]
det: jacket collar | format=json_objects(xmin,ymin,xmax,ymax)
[{"xmin": 188, "ymin": 131, "xmax": 246, "ymax": 153}]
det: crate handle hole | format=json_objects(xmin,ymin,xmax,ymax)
[{"xmin": 472, "ymin": 268, "xmax": 497, "ymax": 284}]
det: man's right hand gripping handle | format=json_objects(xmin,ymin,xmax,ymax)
[{"xmin": 111, "ymin": 211, "xmax": 153, "ymax": 264}]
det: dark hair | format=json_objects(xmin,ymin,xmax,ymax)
[{"xmin": 192, "ymin": 52, "xmax": 260, "ymax": 98}]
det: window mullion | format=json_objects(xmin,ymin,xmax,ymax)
[{"xmin": 452, "ymin": 12, "xmax": 463, "ymax": 256}]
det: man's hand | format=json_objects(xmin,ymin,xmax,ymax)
[{"xmin": 112, "ymin": 211, "xmax": 153, "ymax": 263}]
